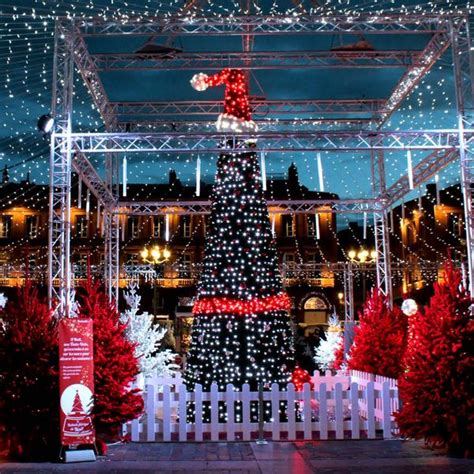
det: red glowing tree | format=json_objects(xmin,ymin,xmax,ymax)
[
  {"xmin": 77, "ymin": 280, "xmax": 143, "ymax": 447},
  {"xmin": 0, "ymin": 282, "xmax": 59, "ymax": 460},
  {"xmin": 348, "ymin": 289, "xmax": 407, "ymax": 379},
  {"xmin": 396, "ymin": 262, "xmax": 474, "ymax": 457}
]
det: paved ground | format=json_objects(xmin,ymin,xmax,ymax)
[{"xmin": 1, "ymin": 440, "xmax": 474, "ymax": 473}]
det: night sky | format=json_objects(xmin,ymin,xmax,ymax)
[{"xmin": 0, "ymin": 0, "xmax": 471, "ymax": 210}]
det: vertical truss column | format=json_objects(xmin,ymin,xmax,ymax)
[
  {"xmin": 451, "ymin": 16, "xmax": 474, "ymax": 296},
  {"xmin": 343, "ymin": 262, "xmax": 354, "ymax": 323},
  {"xmin": 104, "ymin": 150, "xmax": 120, "ymax": 303},
  {"xmin": 374, "ymin": 209, "xmax": 393, "ymax": 304},
  {"xmin": 48, "ymin": 20, "xmax": 75, "ymax": 317},
  {"xmin": 371, "ymin": 146, "xmax": 393, "ymax": 305},
  {"xmin": 343, "ymin": 262, "xmax": 355, "ymax": 358},
  {"xmin": 104, "ymin": 211, "xmax": 120, "ymax": 303}
]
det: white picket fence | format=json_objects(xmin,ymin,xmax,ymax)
[{"xmin": 122, "ymin": 370, "xmax": 399, "ymax": 442}]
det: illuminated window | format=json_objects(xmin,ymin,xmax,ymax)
[
  {"xmin": 448, "ymin": 213, "xmax": 463, "ymax": 237},
  {"xmin": 406, "ymin": 223, "xmax": 417, "ymax": 245},
  {"xmin": 307, "ymin": 216, "xmax": 316, "ymax": 237},
  {"xmin": 180, "ymin": 216, "xmax": 192, "ymax": 238},
  {"xmin": 179, "ymin": 253, "xmax": 192, "ymax": 277},
  {"xmin": 75, "ymin": 215, "xmax": 88, "ymax": 239},
  {"xmin": 0, "ymin": 216, "xmax": 12, "ymax": 238},
  {"xmin": 153, "ymin": 216, "xmax": 165, "ymax": 239},
  {"xmin": 128, "ymin": 217, "xmax": 140, "ymax": 239},
  {"xmin": 25, "ymin": 215, "xmax": 39, "ymax": 239},
  {"xmin": 282, "ymin": 215, "xmax": 294, "ymax": 237},
  {"xmin": 303, "ymin": 296, "xmax": 327, "ymax": 311}
]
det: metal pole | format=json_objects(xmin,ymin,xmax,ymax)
[
  {"xmin": 48, "ymin": 19, "xmax": 74, "ymax": 317},
  {"xmin": 451, "ymin": 16, "xmax": 474, "ymax": 296}
]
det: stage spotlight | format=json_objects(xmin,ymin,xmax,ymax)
[{"xmin": 37, "ymin": 114, "xmax": 54, "ymax": 134}]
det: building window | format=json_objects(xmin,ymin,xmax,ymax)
[
  {"xmin": 307, "ymin": 216, "xmax": 316, "ymax": 237},
  {"xmin": 126, "ymin": 253, "xmax": 140, "ymax": 265},
  {"xmin": 74, "ymin": 254, "xmax": 88, "ymax": 278},
  {"xmin": 180, "ymin": 216, "xmax": 191, "ymax": 238},
  {"xmin": 153, "ymin": 216, "xmax": 165, "ymax": 239},
  {"xmin": 179, "ymin": 253, "xmax": 192, "ymax": 277},
  {"xmin": 75, "ymin": 215, "xmax": 88, "ymax": 239},
  {"xmin": 448, "ymin": 213, "xmax": 463, "ymax": 237},
  {"xmin": 406, "ymin": 223, "xmax": 417, "ymax": 245},
  {"xmin": 282, "ymin": 215, "xmax": 294, "ymax": 237},
  {"xmin": 25, "ymin": 215, "xmax": 39, "ymax": 239},
  {"xmin": 303, "ymin": 296, "xmax": 327, "ymax": 311},
  {"xmin": 0, "ymin": 216, "xmax": 12, "ymax": 238},
  {"xmin": 203, "ymin": 215, "xmax": 210, "ymax": 237},
  {"xmin": 128, "ymin": 217, "xmax": 140, "ymax": 239}
]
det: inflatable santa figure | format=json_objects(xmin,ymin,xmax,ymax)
[{"xmin": 190, "ymin": 68, "xmax": 258, "ymax": 133}]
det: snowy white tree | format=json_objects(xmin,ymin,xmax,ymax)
[
  {"xmin": 120, "ymin": 282, "xmax": 179, "ymax": 378},
  {"xmin": 0, "ymin": 293, "xmax": 7, "ymax": 309},
  {"xmin": 314, "ymin": 312, "xmax": 343, "ymax": 371}
]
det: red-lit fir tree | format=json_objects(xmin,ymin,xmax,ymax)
[
  {"xmin": 348, "ymin": 289, "xmax": 407, "ymax": 379},
  {"xmin": 396, "ymin": 262, "xmax": 474, "ymax": 457},
  {"xmin": 77, "ymin": 280, "xmax": 143, "ymax": 446},
  {"xmin": 332, "ymin": 337, "xmax": 345, "ymax": 370},
  {"xmin": 0, "ymin": 282, "xmax": 59, "ymax": 460}
]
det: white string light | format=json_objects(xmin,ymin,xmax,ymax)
[
  {"xmin": 123, "ymin": 156, "xmax": 127, "ymax": 197},
  {"xmin": 261, "ymin": 151, "xmax": 267, "ymax": 191},
  {"xmin": 407, "ymin": 150, "xmax": 414, "ymax": 190},
  {"xmin": 317, "ymin": 152, "xmax": 325, "ymax": 192},
  {"xmin": 196, "ymin": 156, "xmax": 201, "ymax": 197}
]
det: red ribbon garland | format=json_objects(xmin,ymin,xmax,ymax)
[{"xmin": 193, "ymin": 293, "xmax": 291, "ymax": 316}]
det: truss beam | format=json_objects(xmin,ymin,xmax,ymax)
[
  {"xmin": 118, "ymin": 119, "xmax": 371, "ymax": 132},
  {"xmin": 72, "ymin": 150, "xmax": 117, "ymax": 211},
  {"xmin": 376, "ymin": 32, "xmax": 451, "ymax": 128},
  {"xmin": 78, "ymin": 14, "xmax": 450, "ymax": 36},
  {"xmin": 116, "ymin": 198, "xmax": 381, "ymax": 216},
  {"xmin": 73, "ymin": 24, "xmax": 117, "ymax": 129},
  {"xmin": 92, "ymin": 50, "xmax": 421, "ymax": 71},
  {"xmin": 108, "ymin": 99, "xmax": 385, "ymax": 119},
  {"xmin": 385, "ymin": 148, "xmax": 459, "ymax": 206},
  {"xmin": 68, "ymin": 130, "xmax": 461, "ymax": 154}
]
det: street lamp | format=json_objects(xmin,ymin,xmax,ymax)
[
  {"xmin": 348, "ymin": 248, "xmax": 377, "ymax": 264},
  {"xmin": 141, "ymin": 245, "xmax": 171, "ymax": 265},
  {"xmin": 140, "ymin": 245, "xmax": 171, "ymax": 316},
  {"xmin": 347, "ymin": 247, "xmax": 377, "ymax": 305}
]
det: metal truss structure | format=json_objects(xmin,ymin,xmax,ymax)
[
  {"xmin": 78, "ymin": 14, "xmax": 448, "ymax": 36},
  {"xmin": 68, "ymin": 130, "xmax": 463, "ymax": 154},
  {"xmin": 48, "ymin": 12, "xmax": 474, "ymax": 316},
  {"xmin": 91, "ymin": 50, "xmax": 423, "ymax": 71},
  {"xmin": 116, "ymin": 199, "xmax": 381, "ymax": 216}
]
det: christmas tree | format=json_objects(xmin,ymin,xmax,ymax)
[
  {"xmin": 185, "ymin": 69, "xmax": 295, "ymax": 392},
  {"xmin": 348, "ymin": 289, "xmax": 407, "ymax": 379},
  {"xmin": 185, "ymin": 146, "xmax": 295, "ymax": 391},
  {"xmin": 396, "ymin": 262, "xmax": 474, "ymax": 457},
  {"xmin": 314, "ymin": 313, "xmax": 343, "ymax": 371},
  {"xmin": 121, "ymin": 282, "xmax": 178, "ymax": 378},
  {"xmin": 77, "ymin": 280, "xmax": 143, "ymax": 445},
  {"xmin": 0, "ymin": 282, "xmax": 59, "ymax": 460}
]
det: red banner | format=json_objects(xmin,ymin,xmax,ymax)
[{"xmin": 59, "ymin": 318, "xmax": 95, "ymax": 446}]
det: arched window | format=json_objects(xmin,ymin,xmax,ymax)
[
  {"xmin": 301, "ymin": 295, "xmax": 329, "ymax": 331},
  {"xmin": 303, "ymin": 296, "xmax": 327, "ymax": 311}
]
